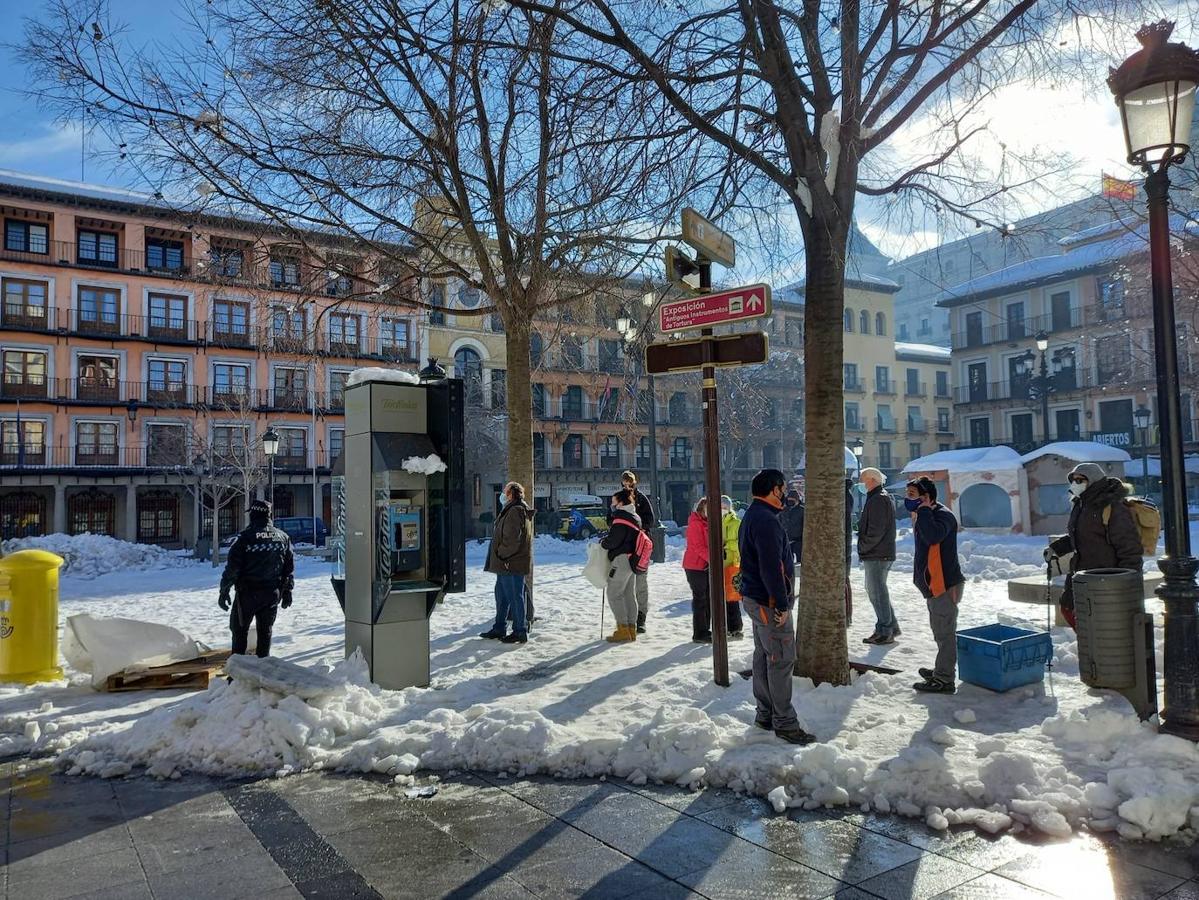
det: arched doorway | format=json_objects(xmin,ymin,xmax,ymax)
[
  {"xmin": 958, "ymin": 482, "xmax": 1012, "ymax": 529},
  {"xmin": 454, "ymin": 347, "xmax": 483, "ymax": 404}
]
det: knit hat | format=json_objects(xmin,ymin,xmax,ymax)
[
  {"xmin": 1068, "ymin": 463, "xmax": 1107, "ymax": 485},
  {"xmin": 249, "ymin": 499, "xmax": 272, "ymax": 518}
]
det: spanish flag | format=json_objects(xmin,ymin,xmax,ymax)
[{"xmin": 1102, "ymin": 173, "xmax": 1137, "ymax": 201}]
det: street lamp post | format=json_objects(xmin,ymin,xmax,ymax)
[
  {"xmin": 1135, "ymin": 404, "xmax": 1153, "ymax": 495},
  {"xmin": 262, "ymin": 427, "xmax": 280, "ymax": 510},
  {"xmin": 1109, "ymin": 20, "xmax": 1199, "ymax": 740},
  {"xmin": 1021, "ymin": 330, "xmax": 1054, "ymax": 446}
]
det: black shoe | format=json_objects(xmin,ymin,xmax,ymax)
[
  {"xmin": 729, "ymin": 630, "xmax": 744, "ymax": 640},
  {"xmin": 775, "ymin": 727, "xmax": 817, "ymax": 745},
  {"xmin": 862, "ymin": 633, "xmax": 882, "ymax": 644},
  {"xmin": 636, "ymin": 611, "xmax": 647, "ymax": 634},
  {"xmin": 501, "ymin": 632, "xmax": 528, "ymax": 644},
  {"xmin": 480, "ymin": 628, "xmax": 506, "ymax": 640},
  {"xmin": 753, "ymin": 718, "xmax": 772, "ymax": 730},
  {"xmin": 893, "ymin": 627, "xmax": 902, "ymax": 637},
  {"xmin": 914, "ymin": 678, "xmax": 955, "ymax": 694},
  {"xmin": 692, "ymin": 633, "xmax": 713, "ymax": 644},
  {"xmin": 918, "ymin": 667, "xmax": 936, "ymax": 680},
  {"xmin": 874, "ymin": 634, "xmax": 897, "ymax": 646}
]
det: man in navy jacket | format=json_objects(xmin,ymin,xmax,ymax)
[
  {"xmin": 738, "ymin": 469, "xmax": 815, "ymax": 745},
  {"xmin": 906, "ymin": 477, "xmax": 965, "ymax": 693}
]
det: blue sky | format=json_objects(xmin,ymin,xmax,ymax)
[{"xmin": 0, "ymin": 0, "xmax": 171, "ymax": 186}]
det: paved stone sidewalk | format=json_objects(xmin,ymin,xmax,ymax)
[{"xmin": 2, "ymin": 758, "xmax": 1199, "ymax": 899}]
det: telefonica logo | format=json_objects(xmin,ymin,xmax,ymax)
[{"xmin": 383, "ymin": 399, "xmax": 418, "ymax": 412}]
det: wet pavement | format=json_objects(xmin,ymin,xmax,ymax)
[{"xmin": 2, "ymin": 758, "xmax": 1199, "ymax": 899}]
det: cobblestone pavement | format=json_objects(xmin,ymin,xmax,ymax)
[{"xmin": 3, "ymin": 759, "xmax": 1199, "ymax": 899}]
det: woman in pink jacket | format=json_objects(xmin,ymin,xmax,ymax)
[{"xmin": 683, "ymin": 497, "xmax": 712, "ymax": 643}]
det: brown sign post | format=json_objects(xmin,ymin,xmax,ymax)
[{"xmin": 646, "ymin": 211, "xmax": 770, "ymax": 686}]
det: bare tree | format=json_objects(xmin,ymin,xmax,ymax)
[
  {"xmin": 499, "ymin": 0, "xmax": 1166, "ymax": 683},
  {"xmin": 22, "ymin": 0, "xmax": 710, "ymax": 499}
]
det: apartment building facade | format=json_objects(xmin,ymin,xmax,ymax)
[
  {"xmin": 943, "ymin": 218, "xmax": 1198, "ymax": 454},
  {"xmin": 0, "ymin": 171, "xmax": 422, "ymax": 546}
]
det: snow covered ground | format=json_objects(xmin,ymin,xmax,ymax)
[{"xmin": 3, "ymin": 528, "xmax": 1198, "ymax": 845}]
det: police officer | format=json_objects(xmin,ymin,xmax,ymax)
[{"xmin": 219, "ymin": 499, "xmax": 295, "ymax": 658}]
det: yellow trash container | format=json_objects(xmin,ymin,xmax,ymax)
[{"xmin": 0, "ymin": 549, "xmax": 65, "ymax": 683}]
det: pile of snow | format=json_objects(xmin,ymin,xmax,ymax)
[
  {"xmin": 2, "ymin": 534, "xmax": 199, "ymax": 577},
  {"xmin": 403, "ymin": 454, "xmax": 447, "ymax": 475},
  {"xmin": 347, "ymin": 367, "xmax": 420, "ymax": 387}
]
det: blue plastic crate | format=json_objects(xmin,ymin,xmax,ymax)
[{"xmin": 956, "ymin": 624, "xmax": 1052, "ymax": 692}]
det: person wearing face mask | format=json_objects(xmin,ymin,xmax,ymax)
[
  {"xmin": 738, "ymin": 469, "xmax": 815, "ymax": 745},
  {"xmin": 481, "ymin": 482, "xmax": 535, "ymax": 644},
  {"xmin": 906, "ymin": 477, "xmax": 965, "ymax": 694},
  {"xmin": 1045, "ymin": 463, "xmax": 1143, "ymax": 630}
]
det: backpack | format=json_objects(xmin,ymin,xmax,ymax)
[
  {"xmin": 1102, "ymin": 497, "xmax": 1161, "ymax": 558},
  {"xmin": 631, "ymin": 528, "xmax": 654, "ymax": 574}
]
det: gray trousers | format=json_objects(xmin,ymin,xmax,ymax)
[
  {"xmin": 606, "ymin": 555, "xmax": 638, "ymax": 626},
  {"xmin": 635, "ymin": 570, "xmax": 649, "ymax": 617},
  {"xmin": 927, "ymin": 583, "xmax": 964, "ymax": 681},
  {"xmin": 863, "ymin": 559, "xmax": 898, "ymax": 637},
  {"xmin": 742, "ymin": 596, "xmax": 799, "ymax": 731}
]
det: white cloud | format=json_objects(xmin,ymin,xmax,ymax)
[{"xmin": 0, "ymin": 122, "xmax": 83, "ymax": 165}]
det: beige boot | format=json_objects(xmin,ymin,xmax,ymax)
[{"xmin": 605, "ymin": 625, "xmax": 635, "ymax": 643}]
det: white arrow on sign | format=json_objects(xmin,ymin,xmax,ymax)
[{"xmin": 747, "ymin": 293, "xmax": 764, "ymax": 312}]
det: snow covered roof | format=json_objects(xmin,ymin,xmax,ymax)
[
  {"xmin": 939, "ymin": 216, "xmax": 1199, "ymax": 307},
  {"xmin": 894, "ymin": 341, "xmax": 951, "ymax": 361},
  {"xmin": 0, "ymin": 168, "xmax": 165, "ymax": 207},
  {"xmin": 1057, "ymin": 218, "xmax": 1139, "ymax": 248},
  {"xmin": 782, "ymin": 271, "xmax": 901, "ymax": 300},
  {"xmin": 1020, "ymin": 442, "xmax": 1131, "ymax": 465},
  {"xmin": 902, "ymin": 445, "xmax": 1023, "ymax": 474}
]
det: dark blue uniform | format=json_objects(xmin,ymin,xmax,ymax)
[{"xmin": 220, "ymin": 517, "xmax": 295, "ymax": 657}]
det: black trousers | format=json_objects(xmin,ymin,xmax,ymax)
[
  {"xmin": 230, "ymin": 602, "xmax": 279, "ymax": 657},
  {"xmin": 686, "ymin": 568, "xmax": 710, "ymax": 638}
]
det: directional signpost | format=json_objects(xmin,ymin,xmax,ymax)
[
  {"xmin": 646, "ymin": 210, "xmax": 770, "ymax": 686},
  {"xmin": 659, "ymin": 284, "xmax": 772, "ymax": 333}
]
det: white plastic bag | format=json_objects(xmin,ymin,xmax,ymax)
[
  {"xmin": 583, "ymin": 543, "xmax": 609, "ymax": 589},
  {"xmin": 63, "ymin": 613, "xmax": 208, "ymax": 688}
]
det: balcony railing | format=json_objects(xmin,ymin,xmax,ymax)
[
  {"xmin": 954, "ymin": 371, "xmax": 1089, "ymax": 404},
  {"xmin": 907, "ymin": 417, "xmax": 928, "ymax": 434},
  {"xmin": 844, "ymin": 379, "xmax": 865, "ymax": 394},
  {"xmin": 1, "ymin": 303, "xmax": 57, "ymax": 332},
  {"xmin": 951, "ymin": 308, "xmax": 1084, "ymax": 350},
  {"xmin": 0, "ymin": 375, "xmax": 50, "ymax": 400},
  {"xmin": 904, "ymin": 382, "xmax": 928, "ymax": 398},
  {"xmin": 873, "ymin": 382, "xmax": 896, "ymax": 396},
  {"xmin": 669, "ymin": 456, "xmax": 693, "ymax": 469}
]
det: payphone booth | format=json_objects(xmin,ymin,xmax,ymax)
[{"xmin": 343, "ymin": 374, "xmax": 466, "ymax": 689}]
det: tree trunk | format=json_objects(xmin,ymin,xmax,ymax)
[
  {"xmin": 504, "ymin": 315, "xmax": 534, "ymax": 494},
  {"xmin": 795, "ymin": 223, "xmax": 851, "ymax": 685}
]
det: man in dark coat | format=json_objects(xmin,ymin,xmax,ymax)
[
  {"xmin": 738, "ymin": 469, "xmax": 815, "ymax": 746},
  {"xmin": 219, "ymin": 499, "xmax": 295, "ymax": 658},
  {"xmin": 780, "ymin": 490, "xmax": 805, "ymax": 564},
  {"xmin": 906, "ymin": 478, "xmax": 965, "ymax": 694},
  {"xmin": 857, "ymin": 467, "xmax": 899, "ymax": 645},
  {"xmin": 1046, "ymin": 463, "xmax": 1143, "ymax": 629},
  {"xmin": 482, "ymin": 482, "xmax": 535, "ymax": 644}
]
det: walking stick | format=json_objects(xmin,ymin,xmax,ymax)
[{"xmin": 600, "ymin": 587, "xmax": 606, "ymax": 640}]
